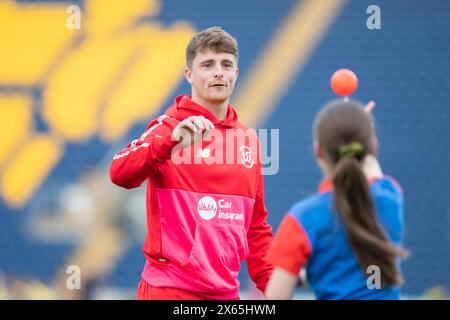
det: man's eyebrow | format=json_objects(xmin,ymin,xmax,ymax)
[
  {"xmin": 221, "ymin": 59, "xmax": 234, "ymax": 65},
  {"xmin": 199, "ymin": 58, "xmax": 234, "ymax": 65},
  {"xmin": 199, "ymin": 59, "xmax": 215, "ymax": 65}
]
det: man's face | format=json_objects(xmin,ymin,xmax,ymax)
[{"xmin": 185, "ymin": 49, "xmax": 239, "ymax": 104}]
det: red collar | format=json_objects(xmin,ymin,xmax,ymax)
[{"xmin": 166, "ymin": 95, "xmax": 238, "ymax": 128}]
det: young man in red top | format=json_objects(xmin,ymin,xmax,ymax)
[{"xmin": 110, "ymin": 26, "xmax": 274, "ymax": 300}]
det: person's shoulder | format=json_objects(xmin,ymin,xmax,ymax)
[
  {"xmin": 372, "ymin": 175, "xmax": 403, "ymax": 198},
  {"xmin": 371, "ymin": 175, "xmax": 404, "ymax": 210},
  {"xmin": 289, "ymin": 192, "xmax": 332, "ymax": 222},
  {"xmin": 286, "ymin": 192, "xmax": 333, "ymax": 242},
  {"xmin": 140, "ymin": 114, "xmax": 179, "ymax": 139},
  {"xmin": 148, "ymin": 113, "xmax": 179, "ymax": 126}
]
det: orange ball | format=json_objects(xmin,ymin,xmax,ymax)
[{"xmin": 330, "ymin": 69, "xmax": 358, "ymax": 96}]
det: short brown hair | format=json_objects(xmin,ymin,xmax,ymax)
[{"xmin": 186, "ymin": 26, "xmax": 239, "ymax": 68}]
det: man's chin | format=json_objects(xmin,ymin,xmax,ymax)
[{"xmin": 207, "ymin": 94, "xmax": 229, "ymax": 104}]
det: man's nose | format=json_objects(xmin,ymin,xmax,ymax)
[{"xmin": 213, "ymin": 66, "xmax": 224, "ymax": 78}]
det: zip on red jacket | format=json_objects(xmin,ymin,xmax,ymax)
[{"xmin": 110, "ymin": 95, "xmax": 274, "ymax": 299}]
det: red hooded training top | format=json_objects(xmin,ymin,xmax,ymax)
[{"xmin": 110, "ymin": 95, "xmax": 273, "ymax": 299}]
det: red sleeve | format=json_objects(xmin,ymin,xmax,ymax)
[
  {"xmin": 109, "ymin": 115, "xmax": 179, "ymax": 189},
  {"xmin": 266, "ymin": 214, "xmax": 311, "ymax": 276},
  {"xmin": 246, "ymin": 172, "xmax": 274, "ymax": 293}
]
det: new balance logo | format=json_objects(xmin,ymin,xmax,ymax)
[{"xmin": 196, "ymin": 148, "xmax": 210, "ymax": 158}]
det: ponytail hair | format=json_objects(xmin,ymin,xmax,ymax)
[
  {"xmin": 314, "ymin": 100, "xmax": 408, "ymax": 288},
  {"xmin": 333, "ymin": 155, "xmax": 407, "ymax": 287}
]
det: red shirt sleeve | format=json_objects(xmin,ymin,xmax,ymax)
[
  {"xmin": 109, "ymin": 115, "xmax": 179, "ymax": 189},
  {"xmin": 266, "ymin": 213, "xmax": 312, "ymax": 276}
]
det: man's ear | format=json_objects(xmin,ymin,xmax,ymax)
[
  {"xmin": 184, "ymin": 67, "xmax": 193, "ymax": 84},
  {"xmin": 235, "ymin": 67, "xmax": 239, "ymax": 80}
]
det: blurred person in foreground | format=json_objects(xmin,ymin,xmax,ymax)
[
  {"xmin": 265, "ymin": 100, "xmax": 408, "ymax": 300},
  {"xmin": 110, "ymin": 26, "xmax": 273, "ymax": 300}
]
